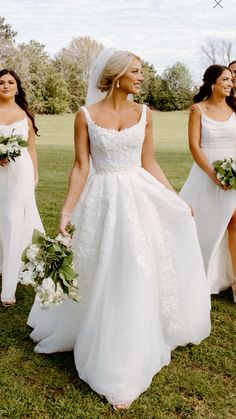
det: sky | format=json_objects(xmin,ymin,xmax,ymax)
[{"xmin": 1, "ymin": 0, "xmax": 236, "ymax": 82}]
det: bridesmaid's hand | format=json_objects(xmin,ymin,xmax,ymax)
[
  {"xmin": 210, "ymin": 172, "xmax": 230, "ymax": 191},
  {"xmin": 0, "ymin": 158, "xmax": 9, "ymax": 167},
  {"xmin": 59, "ymin": 213, "xmax": 71, "ymax": 236}
]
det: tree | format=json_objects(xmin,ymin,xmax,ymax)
[
  {"xmin": 42, "ymin": 65, "xmax": 69, "ymax": 114},
  {"xmin": 134, "ymin": 61, "xmax": 162, "ymax": 108},
  {"xmin": 201, "ymin": 39, "xmax": 235, "ymax": 65},
  {"xmin": 0, "ymin": 16, "xmax": 17, "ymax": 41},
  {"xmin": 18, "ymin": 41, "xmax": 50, "ymax": 112},
  {"xmin": 156, "ymin": 62, "xmax": 193, "ymax": 111},
  {"xmin": 57, "ymin": 36, "xmax": 104, "ymax": 82}
]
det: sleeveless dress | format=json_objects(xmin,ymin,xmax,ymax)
[
  {"xmin": 180, "ymin": 108, "xmax": 236, "ymax": 293},
  {"xmin": 0, "ymin": 117, "xmax": 44, "ymax": 302},
  {"xmin": 28, "ymin": 105, "xmax": 211, "ymax": 405}
]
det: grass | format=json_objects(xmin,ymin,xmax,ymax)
[{"xmin": 0, "ymin": 112, "xmax": 236, "ymax": 419}]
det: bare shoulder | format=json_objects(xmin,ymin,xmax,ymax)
[
  {"xmin": 190, "ymin": 101, "xmax": 205, "ymax": 116},
  {"xmin": 75, "ymin": 107, "xmax": 87, "ymax": 126}
]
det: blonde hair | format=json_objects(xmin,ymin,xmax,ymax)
[{"xmin": 97, "ymin": 50, "xmax": 140, "ymax": 93}]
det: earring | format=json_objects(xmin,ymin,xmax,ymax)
[
  {"xmin": 116, "ymin": 80, "xmax": 120, "ymax": 88},
  {"xmin": 15, "ymin": 91, "xmax": 18, "ymax": 95}
]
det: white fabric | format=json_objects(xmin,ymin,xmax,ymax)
[
  {"xmin": 180, "ymin": 109, "xmax": 236, "ymax": 293},
  {"xmin": 28, "ymin": 104, "xmax": 211, "ymax": 405},
  {"xmin": 0, "ymin": 118, "xmax": 44, "ymax": 302},
  {"xmin": 86, "ymin": 48, "xmax": 116, "ymax": 106}
]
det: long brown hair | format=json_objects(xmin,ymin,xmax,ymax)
[
  {"xmin": 0, "ymin": 69, "xmax": 39, "ymax": 134},
  {"xmin": 194, "ymin": 64, "xmax": 236, "ymax": 112}
]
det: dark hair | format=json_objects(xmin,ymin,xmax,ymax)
[
  {"xmin": 194, "ymin": 64, "xmax": 236, "ymax": 112},
  {"xmin": 0, "ymin": 69, "xmax": 39, "ymax": 135},
  {"xmin": 229, "ymin": 60, "xmax": 236, "ymax": 67}
]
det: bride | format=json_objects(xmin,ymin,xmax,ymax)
[{"xmin": 28, "ymin": 49, "xmax": 211, "ymax": 410}]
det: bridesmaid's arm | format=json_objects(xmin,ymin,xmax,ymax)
[
  {"xmin": 188, "ymin": 104, "xmax": 222, "ymax": 187},
  {"xmin": 141, "ymin": 107, "xmax": 176, "ymax": 192},
  {"xmin": 60, "ymin": 109, "xmax": 90, "ymax": 235},
  {"xmin": 27, "ymin": 118, "xmax": 39, "ymax": 188}
]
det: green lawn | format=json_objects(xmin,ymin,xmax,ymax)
[{"xmin": 0, "ymin": 112, "xmax": 235, "ymax": 419}]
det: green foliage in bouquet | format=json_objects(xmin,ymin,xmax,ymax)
[
  {"xmin": 213, "ymin": 158, "xmax": 236, "ymax": 190},
  {"xmin": 0, "ymin": 131, "xmax": 28, "ymax": 162},
  {"xmin": 19, "ymin": 224, "xmax": 79, "ymax": 308}
]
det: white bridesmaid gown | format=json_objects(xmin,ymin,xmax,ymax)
[
  {"xmin": 0, "ymin": 117, "xmax": 44, "ymax": 302},
  {"xmin": 28, "ymin": 105, "xmax": 211, "ymax": 405},
  {"xmin": 180, "ymin": 106, "xmax": 236, "ymax": 293}
]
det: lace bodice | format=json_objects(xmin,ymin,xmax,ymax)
[
  {"xmin": 200, "ymin": 112, "xmax": 236, "ymax": 150},
  {"xmin": 81, "ymin": 105, "xmax": 147, "ymax": 173}
]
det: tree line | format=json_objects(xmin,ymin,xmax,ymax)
[{"xmin": 0, "ymin": 17, "xmax": 235, "ymax": 114}]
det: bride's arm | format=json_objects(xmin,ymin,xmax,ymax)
[
  {"xmin": 60, "ymin": 109, "xmax": 90, "ymax": 235},
  {"xmin": 141, "ymin": 107, "xmax": 176, "ymax": 192}
]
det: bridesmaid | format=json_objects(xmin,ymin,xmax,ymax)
[
  {"xmin": 0, "ymin": 69, "xmax": 43, "ymax": 306},
  {"xmin": 180, "ymin": 65, "xmax": 236, "ymax": 300},
  {"xmin": 229, "ymin": 60, "xmax": 236, "ymax": 97}
]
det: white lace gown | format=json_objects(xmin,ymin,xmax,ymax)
[
  {"xmin": 180, "ymin": 111, "xmax": 236, "ymax": 294},
  {"xmin": 0, "ymin": 118, "xmax": 44, "ymax": 302},
  {"xmin": 28, "ymin": 105, "xmax": 211, "ymax": 405}
]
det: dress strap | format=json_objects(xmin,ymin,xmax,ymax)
[
  {"xmin": 140, "ymin": 104, "xmax": 147, "ymax": 125},
  {"xmin": 81, "ymin": 106, "xmax": 93, "ymax": 124},
  {"xmin": 195, "ymin": 103, "xmax": 203, "ymax": 113}
]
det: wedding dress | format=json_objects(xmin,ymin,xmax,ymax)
[
  {"xmin": 180, "ymin": 107, "xmax": 236, "ymax": 293},
  {"xmin": 0, "ymin": 117, "xmax": 43, "ymax": 302},
  {"xmin": 28, "ymin": 105, "xmax": 211, "ymax": 405}
]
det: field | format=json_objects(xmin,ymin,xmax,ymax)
[{"xmin": 0, "ymin": 111, "xmax": 235, "ymax": 419}]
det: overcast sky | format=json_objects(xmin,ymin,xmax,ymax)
[{"xmin": 1, "ymin": 0, "xmax": 236, "ymax": 81}]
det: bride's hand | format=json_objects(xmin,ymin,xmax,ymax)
[
  {"xmin": 188, "ymin": 203, "xmax": 194, "ymax": 217},
  {"xmin": 59, "ymin": 213, "xmax": 71, "ymax": 236},
  {"xmin": 0, "ymin": 158, "xmax": 9, "ymax": 167}
]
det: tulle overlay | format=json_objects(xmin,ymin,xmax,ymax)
[
  {"xmin": 180, "ymin": 112, "xmax": 236, "ymax": 293},
  {"xmin": 0, "ymin": 118, "xmax": 43, "ymax": 301},
  {"xmin": 28, "ymin": 105, "xmax": 211, "ymax": 404}
]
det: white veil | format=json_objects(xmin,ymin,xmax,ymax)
[
  {"xmin": 86, "ymin": 47, "xmax": 116, "ymax": 106},
  {"xmin": 85, "ymin": 48, "xmax": 116, "ymax": 177}
]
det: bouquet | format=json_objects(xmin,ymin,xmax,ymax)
[
  {"xmin": 19, "ymin": 224, "xmax": 80, "ymax": 309},
  {"xmin": 213, "ymin": 158, "xmax": 236, "ymax": 190},
  {"xmin": 0, "ymin": 130, "xmax": 28, "ymax": 162}
]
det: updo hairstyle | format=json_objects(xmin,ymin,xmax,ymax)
[{"xmin": 97, "ymin": 51, "xmax": 140, "ymax": 94}]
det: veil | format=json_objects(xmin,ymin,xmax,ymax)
[
  {"xmin": 86, "ymin": 47, "xmax": 116, "ymax": 106},
  {"xmin": 85, "ymin": 48, "xmax": 116, "ymax": 177}
]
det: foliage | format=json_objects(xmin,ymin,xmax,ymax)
[
  {"xmin": 213, "ymin": 158, "xmax": 236, "ymax": 189},
  {"xmin": 0, "ymin": 16, "xmax": 17, "ymax": 40},
  {"xmin": 156, "ymin": 62, "xmax": 193, "ymax": 111},
  {"xmin": 134, "ymin": 61, "xmax": 162, "ymax": 107},
  {"xmin": 0, "ymin": 132, "xmax": 27, "ymax": 162},
  {"xmin": 19, "ymin": 226, "xmax": 79, "ymax": 308},
  {"xmin": 0, "ymin": 16, "xmax": 196, "ymax": 113}
]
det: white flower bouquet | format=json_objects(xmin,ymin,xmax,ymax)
[
  {"xmin": 19, "ymin": 224, "xmax": 80, "ymax": 309},
  {"xmin": 213, "ymin": 158, "xmax": 236, "ymax": 190},
  {"xmin": 0, "ymin": 130, "xmax": 28, "ymax": 162}
]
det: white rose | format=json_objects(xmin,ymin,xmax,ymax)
[
  {"xmin": 35, "ymin": 261, "xmax": 45, "ymax": 273},
  {"xmin": 41, "ymin": 277, "xmax": 55, "ymax": 292},
  {"xmin": 19, "ymin": 270, "xmax": 36, "ymax": 286},
  {"xmin": 0, "ymin": 144, "xmax": 8, "ymax": 154},
  {"xmin": 26, "ymin": 244, "xmax": 40, "ymax": 262}
]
